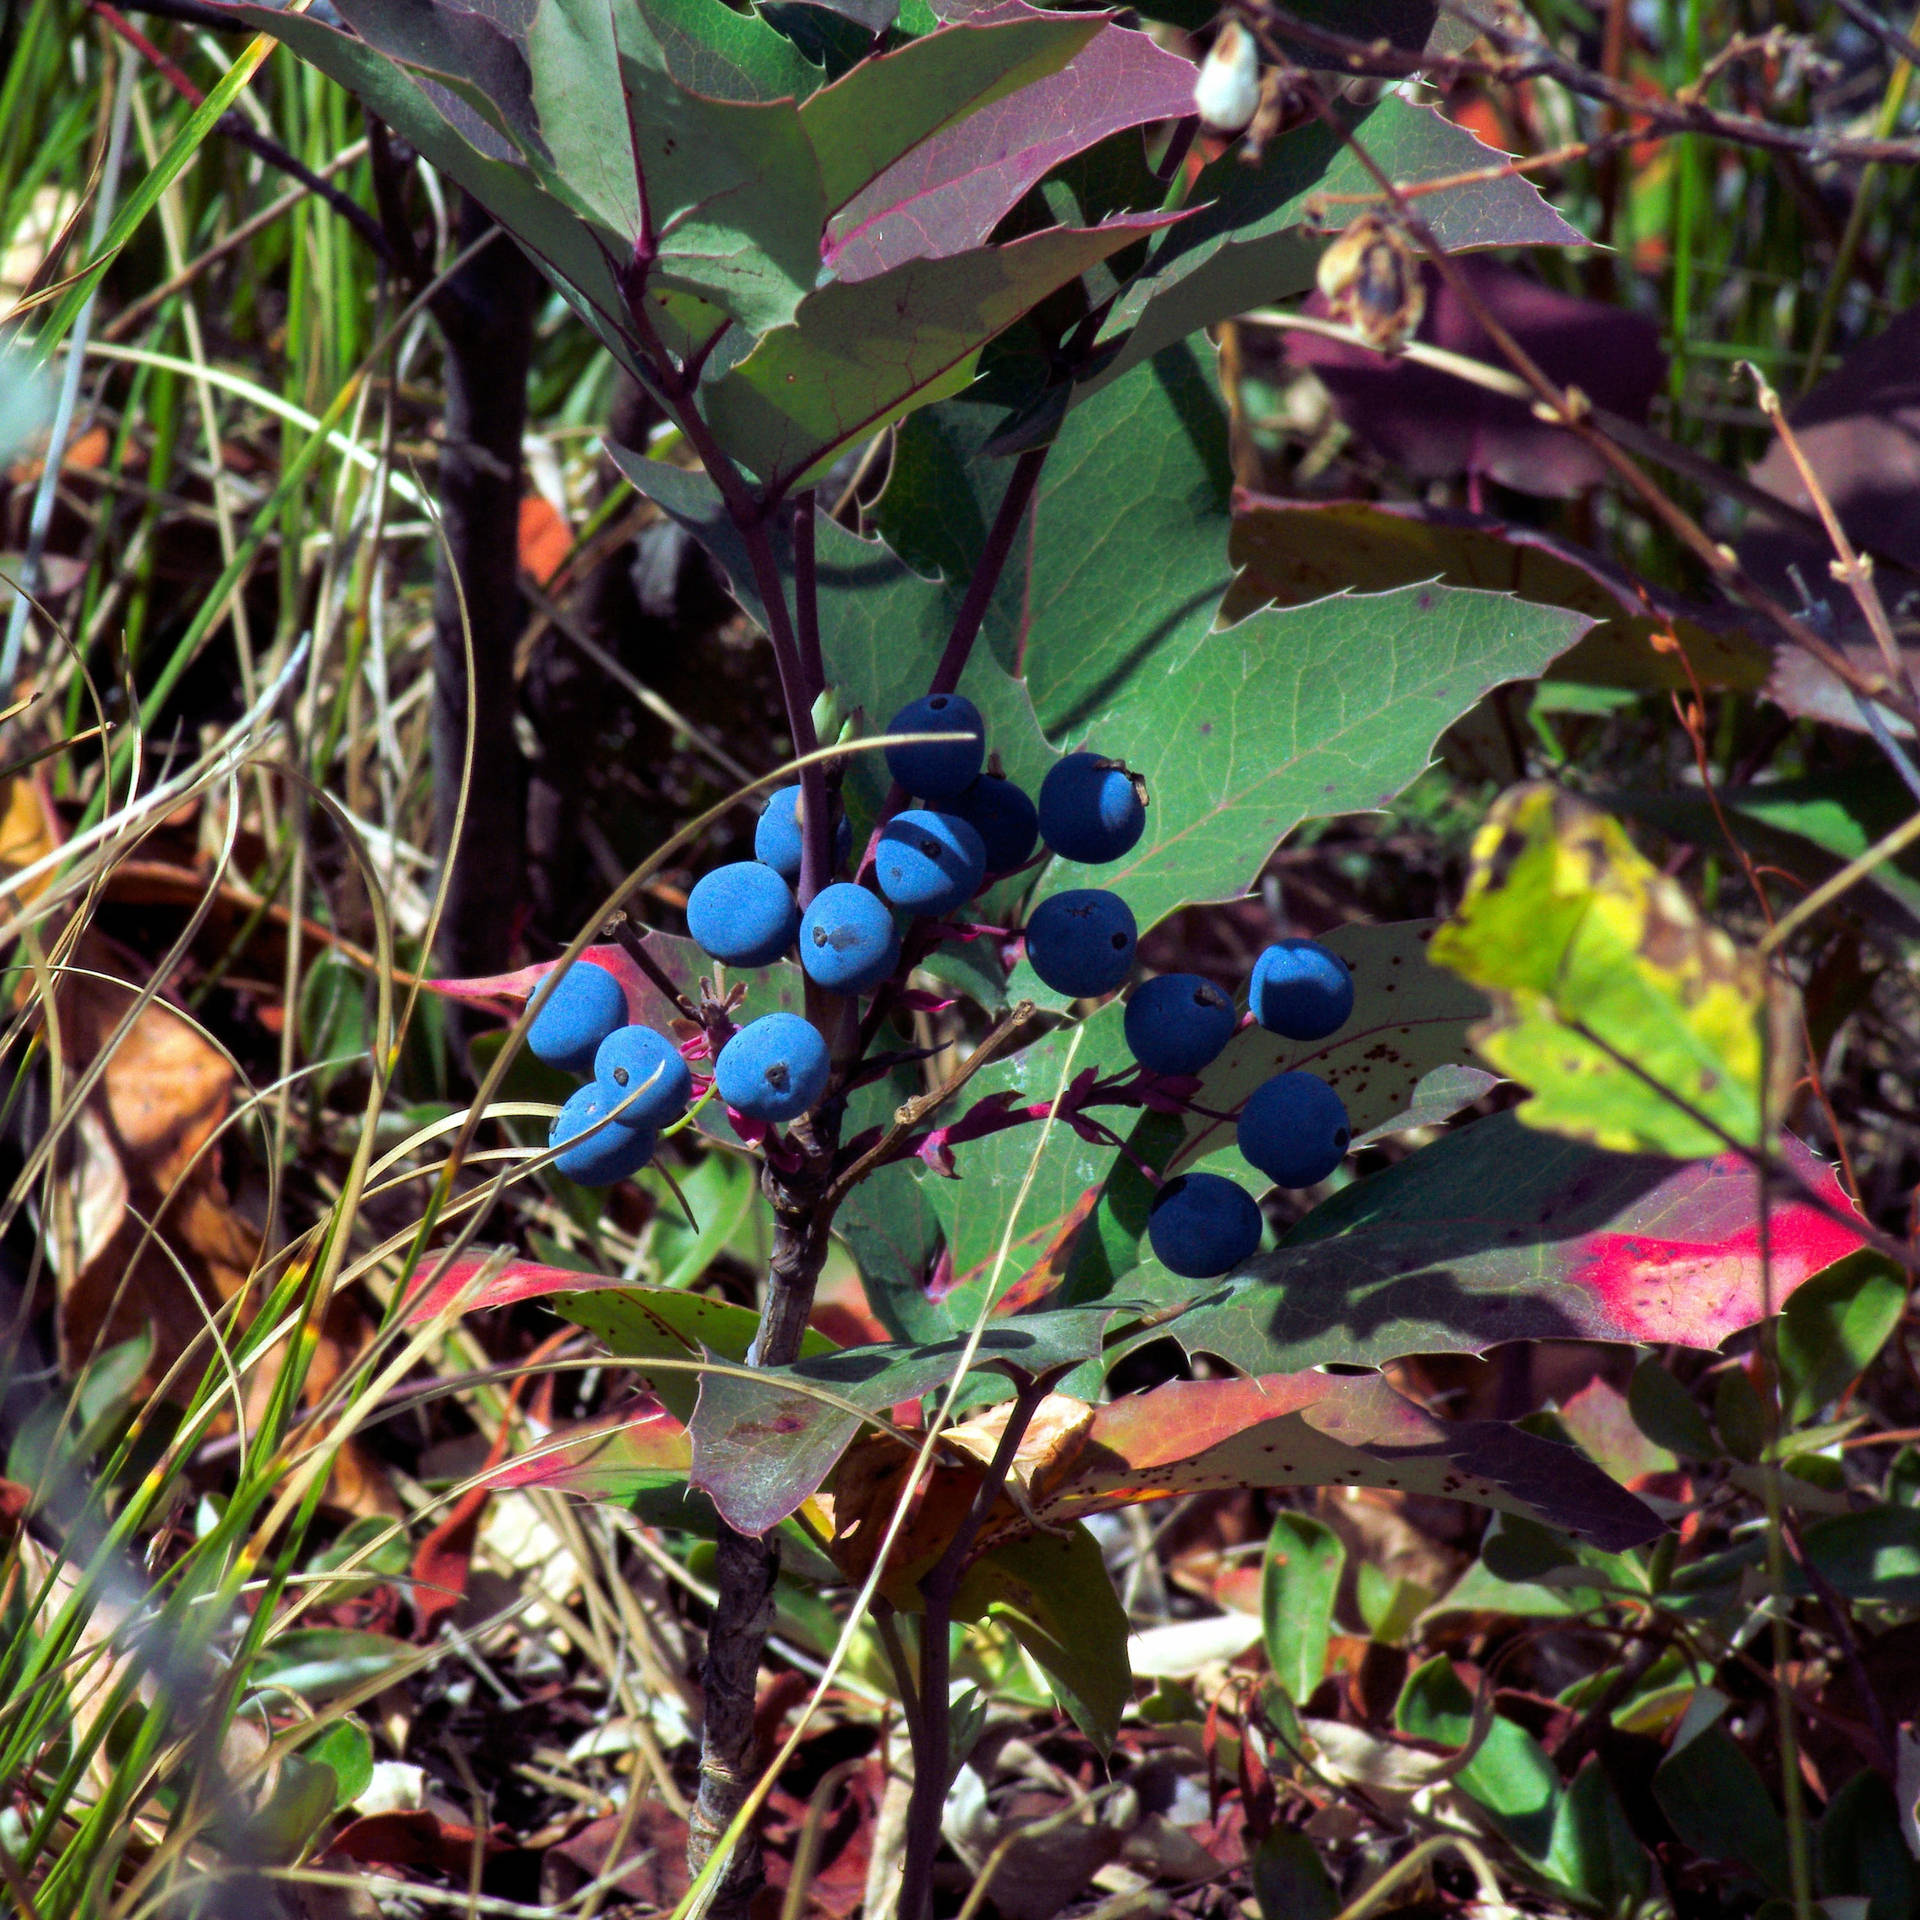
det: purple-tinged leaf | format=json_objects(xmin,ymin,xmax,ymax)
[
  {"xmin": 478, "ymin": 1399, "xmax": 692, "ymax": 1498},
  {"xmin": 1225, "ymin": 492, "xmax": 1771, "ymax": 693},
  {"xmin": 1148, "ymin": 1113, "xmax": 1868, "ymax": 1373},
  {"xmin": 1087, "ymin": 98, "xmax": 1587, "ymax": 397},
  {"xmin": 702, "ymin": 215, "xmax": 1177, "ymax": 490},
  {"xmin": 1282, "ymin": 259, "xmax": 1664, "ymax": 497},
  {"xmin": 802, "ymin": 8, "xmax": 1098, "ymax": 211},
  {"xmin": 820, "ymin": 15, "xmax": 1199, "ymax": 280}
]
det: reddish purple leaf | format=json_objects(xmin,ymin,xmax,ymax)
[
  {"xmin": 400, "ymin": 1251, "xmax": 635, "ymax": 1325},
  {"xmin": 423, "ymin": 942, "xmax": 668, "ymax": 1027},
  {"xmin": 823, "ymin": 15, "xmax": 1198, "ymax": 281},
  {"xmin": 479, "ymin": 1399, "xmax": 691, "ymax": 1497},
  {"xmin": 1041, "ymin": 1371, "xmax": 1661, "ymax": 1550},
  {"xmin": 1156, "ymin": 1114, "xmax": 1867, "ymax": 1375},
  {"xmin": 1284, "ymin": 258, "xmax": 1664, "ymax": 497}
]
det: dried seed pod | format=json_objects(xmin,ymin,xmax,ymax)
[{"xmin": 1315, "ymin": 212, "xmax": 1426, "ymax": 352}]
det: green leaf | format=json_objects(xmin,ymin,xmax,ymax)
[
  {"xmin": 1819, "ymin": 1770, "xmax": 1920, "ymax": 1920},
  {"xmin": 701, "ymin": 218, "xmax": 1170, "ymax": 490},
  {"xmin": 1024, "ymin": 587, "xmax": 1593, "ymax": 940},
  {"xmin": 955, "ymin": 1524, "xmax": 1131, "ymax": 1753},
  {"xmin": 1628, "ymin": 1356, "xmax": 1721, "ymax": 1462},
  {"xmin": 1546, "ymin": 1757, "xmax": 1651, "ymax": 1909},
  {"xmin": 877, "ymin": 341, "xmax": 1238, "ymax": 729},
  {"xmin": 1429, "ymin": 783, "xmax": 1796, "ymax": 1158},
  {"xmin": 1778, "ymin": 1251, "xmax": 1906, "ymax": 1425},
  {"xmin": 1652, "ymin": 1690, "xmax": 1789, "ymax": 1893},
  {"xmin": 1251, "ymin": 1833, "xmax": 1339, "ymax": 1920},
  {"xmin": 1713, "ymin": 1363, "xmax": 1768, "ymax": 1463},
  {"xmin": 636, "ymin": 0, "xmax": 826, "ymax": 100},
  {"xmin": 918, "ymin": 999, "xmax": 1131, "ymax": 1325},
  {"xmin": 302, "ymin": 1720, "xmax": 375, "ymax": 1811},
  {"xmin": 1260, "ymin": 1512, "xmax": 1345, "ymax": 1705},
  {"xmin": 1396, "ymin": 1654, "xmax": 1562, "ymax": 1862},
  {"xmin": 1086, "ymin": 98, "xmax": 1585, "ymax": 397},
  {"xmin": 250, "ymin": 1630, "xmax": 413, "ymax": 1702}
]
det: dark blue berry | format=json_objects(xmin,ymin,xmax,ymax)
[
  {"xmin": 951, "ymin": 774, "xmax": 1039, "ymax": 874},
  {"xmin": 1125, "ymin": 973, "xmax": 1237, "ymax": 1076},
  {"xmin": 715, "ymin": 1012, "xmax": 830, "ymax": 1122},
  {"xmin": 687, "ymin": 861, "xmax": 799, "ymax": 968},
  {"xmin": 593, "ymin": 1024, "xmax": 693, "ymax": 1131},
  {"xmin": 800, "ymin": 882, "xmax": 899, "ymax": 994},
  {"xmin": 550, "ymin": 1084, "xmax": 657, "ymax": 1185},
  {"xmin": 1147, "ymin": 1172, "xmax": 1263, "ymax": 1278},
  {"xmin": 1248, "ymin": 939, "xmax": 1354, "ymax": 1041},
  {"xmin": 527, "ymin": 959, "xmax": 626, "ymax": 1074},
  {"xmin": 755, "ymin": 785, "xmax": 852, "ymax": 883},
  {"xmin": 884, "ymin": 693, "xmax": 986, "ymax": 801},
  {"xmin": 1023, "ymin": 889, "xmax": 1136, "ymax": 999},
  {"xmin": 875, "ymin": 809, "xmax": 987, "ymax": 918},
  {"xmin": 1237, "ymin": 1070, "xmax": 1351, "ymax": 1188},
  {"xmin": 1037, "ymin": 752, "xmax": 1146, "ymax": 865}
]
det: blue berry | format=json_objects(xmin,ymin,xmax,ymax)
[
  {"xmin": 951, "ymin": 774, "xmax": 1039, "ymax": 874},
  {"xmin": 1249, "ymin": 939, "xmax": 1354, "ymax": 1041},
  {"xmin": 1023, "ymin": 889, "xmax": 1137, "ymax": 999},
  {"xmin": 875, "ymin": 809, "xmax": 987, "ymax": 918},
  {"xmin": 755, "ymin": 784, "xmax": 852, "ymax": 883},
  {"xmin": 1148, "ymin": 1172, "xmax": 1263, "ymax": 1278},
  {"xmin": 550, "ymin": 1084, "xmax": 657, "ymax": 1185},
  {"xmin": 715, "ymin": 1011, "xmax": 830, "ymax": 1122},
  {"xmin": 1237, "ymin": 1070, "xmax": 1351, "ymax": 1188},
  {"xmin": 1125, "ymin": 973, "xmax": 1237, "ymax": 1076},
  {"xmin": 1037, "ymin": 752, "xmax": 1146, "ymax": 865},
  {"xmin": 593, "ymin": 1024, "xmax": 693, "ymax": 1131},
  {"xmin": 687, "ymin": 861, "xmax": 799, "ymax": 968},
  {"xmin": 884, "ymin": 693, "xmax": 986, "ymax": 801},
  {"xmin": 799, "ymin": 882, "xmax": 899, "ymax": 994},
  {"xmin": 527, "ymin": 959, "xmax": 626, "ymax": 1074}
]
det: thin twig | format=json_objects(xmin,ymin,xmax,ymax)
[{"xmin": 1746, "ymin": 360, "xmax": 1919, "ymax": 718}]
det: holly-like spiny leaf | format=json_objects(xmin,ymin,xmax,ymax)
[
  {"xmin": 1429, "ymin": 784, "xmax": 1797, "ymax": 1158},
  {"xmin": 1024, "ymin": 577, "xmax": 1595, "ymax": 939},
  {"xmin": 1225, "ymin": 495, "xmax": 1771, "ymax": 695},
  {"xmin": 1145, "ymin": 1111, "xmax": 1866, "ymax": 1374},
  {"xmin": 1033, "ymin": 1371, "xmax": 1660, "ymax": 1551},
  {"xmin": 1084, "ymin": 96, "xmax": 1587, "ymax": 400},
  {"xmin": 914, "ymin": 921, "xmax": 1496, "ymax": 1330},
  {"xmin": 701, "ymin": 215, "xmax": 1176, "ymax": 490},
  {"xmin": 816, "ymin": 10, "xmax": 1198, "ymax": 280},
  {"xmin": 400, "ymin": 1257, "xmax": 834, "ymax": 1422},
  {"xmin": 689, "ymin": 1305, "xmax": 1124, "ymax": 1533}
]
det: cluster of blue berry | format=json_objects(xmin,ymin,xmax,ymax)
[
  {"xmin": 522, "ymin": 688, "xmax": 1356, "ymax": 1285},
  {"xmin": 1138, "ymin": 941, "xmax": 1356, "ymax": 1281},
  {"xmin": 526, "ymin": 690, "xmax": 1148, "ymax": 1180}
]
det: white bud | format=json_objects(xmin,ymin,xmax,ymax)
[{"xmin": 1194, "ymin": 20, "xmax": 1260, "ymax": 134}]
